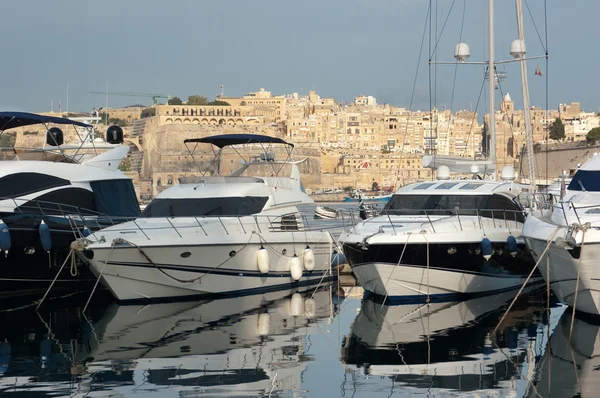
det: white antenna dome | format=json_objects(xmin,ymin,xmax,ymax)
[
  {"xmin": 501, "ymin": 165, "xmax": 516, "ymax": 181},
  {"xmin": 470, "ymin": 164, "xmax": 480, "ymax": 174},
  {"xmin": 510, "ymin": 39, "xmax": 526, "ymax": 59},
  {"xmin": 436, "ymin": 165, "xmax": 451, "ymax": 180},
  {"xmin": 454, "ymin": 43, "xmax": 470, "ymax": 62}
]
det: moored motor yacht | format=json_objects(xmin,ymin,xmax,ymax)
[
  {"xmin": 0, "ymin": 112, "xmax": 139, "ymax": 291},
  {"xmin": 75, "ymin": 134, "xmax": 335, "ymax": 302},
  {"xmin": 523, "ymin": 154, "xmax": 600, "ymax": 316},
  {"xmin": 339, "ymin": 164, "xmax": 539, "ymax": 302}
]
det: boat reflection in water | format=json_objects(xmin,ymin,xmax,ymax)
[
  {"xmin": 341, "ymin": 288, "xmax": 550, "ymax": 396},
  {"xmin": 527, "ymin": 310, "xmax": 600, "ymax": 398},
  {"xmin": 0, "ymin": 286, "xmax": 336, "ymax": 397}
]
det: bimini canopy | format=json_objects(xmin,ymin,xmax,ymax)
[
  {"xmin": 0, "ymin": 111, "xmax": 92, "ymax": 130},
  {"xmin": 184, "ymin": 134, "xmax": 294, "ymax": 148}
]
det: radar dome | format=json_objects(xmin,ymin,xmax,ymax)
[
  {"xmin": 106, "ymin": 125, "xmax": 124, "ymax": 144},
  {"xmin": 454, "ymin": 42, "xmax": 470, "ymax": 62},
  {"xmin": 46, "ymin": 127, "xmax": 64, "ymax": 146},
  {"xmin": 510, "ymin": 39, "xmax": 526, "ymax": 59},
  {"xmin": 501, "ymin": 165, "xmax": 516, "ymax": 181},
  {"xmin": 436, "ymin": 165, "xmax": 451, "ymax": 180}
]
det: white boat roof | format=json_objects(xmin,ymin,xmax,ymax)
[
  {"xmin": 154, "ymin": 178, "xmax": 269, "ymax": 200},
  {"xmin": 578, "ymin": 153, "xmax": 600, "ymax": 171},
  {"xmin": 0, "ymin": 160, "xmax": 131, "ymax": 182},
  {"xmin": 394, "ymin": 179, "xmax": 522, "ymax": 196}
]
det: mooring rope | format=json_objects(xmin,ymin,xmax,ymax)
[
  {"xmin": 568, "ymin": 222, "xmax": 590, "ymax": 342},
  {"xmin": 491, "ymin": 227, "xmax": 561, "ymax": 337}
]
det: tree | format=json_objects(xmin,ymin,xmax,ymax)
[
  {"xmin": 169, "ymin": 97, "xmax": 183, "ymax": 105},
  {"xmin": 549, "ymin": 118, "xmax": 566, "ymax": 141},
  {"xmin": 586, "ymin": 127, "xmax": 600, "ymax": 141},
  {"xmin": 141, "ymin": 107, "xmax": 156, "ymax": 118},
  {"xmin": 187, "ymin": 95, "xmax": 209, "ymax": 105},
  {"xmin": 207, "ymin": 100, "xmax": 230, "ymax": 106},
  {"xmin": 119, "ymin": 156, "xmax": 132, "ymax": 172}
]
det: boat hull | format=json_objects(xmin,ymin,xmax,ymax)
[
  {"xmin": 81, "ymin": 238, "xmax": 334, "ymax": 303},
  {"xmin": 527, "ymin": 236, "xmax": 600, "ymax": 316},
  {"xmin": 343, "ymin": 241, "xmax": 539, "ymax": 302}
]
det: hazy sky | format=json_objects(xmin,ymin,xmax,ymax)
[{"xmin": 1, "ymin": 0, "xmax": 596, "ymax": 115}]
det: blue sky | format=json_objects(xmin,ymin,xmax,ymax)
[{"xmin": 1, "ymin": 0, "xmax": 597, "ymax": 114}]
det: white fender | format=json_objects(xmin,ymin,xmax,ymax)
[
  {"xmin": 304, "ymin": 298, "xmax": 316, "ymax": 319},
  {"xmin": 290, "ymin": 255, "xmax": 303, "ymax": 281},
  {"xmin": 257, "ymin": 246, "xmax": 270, "ymax": 274},
  {"xmin": 257, "ymin": 313, "xmax": 271, "ymax": 336},
  {"xmin": 303, "ymin": 246, "xmax": 315, "ymax": 271},
  {"xmin": 289, "ymin": 293, "xmax": 304, "ymax": 317}
]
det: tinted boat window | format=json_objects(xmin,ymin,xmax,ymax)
[
  {"xmin": 0, "ymin": 173, "xmax": 70, "ymax": 199},
  {"xmin": 15, "ymin": 188, "xmax": 96, "ymax": 215},
  {"xmin": 143, "ymin": 197, "xmax": 268, "ymax": 217},
  {"xmin": 383, "ymin": 194, "xmax": 524, "ymax": 221}
]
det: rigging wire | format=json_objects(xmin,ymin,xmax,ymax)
[
  {"xmin": 544, "ymin": 0, "xmax": 549, "ymax": 186},
  {"xmin": 524, "ymin": 0, "xmax": 548, "ymax": 53},
  {"xmin": 398, "ymin": 2, "xmax": 431, "ymax": 185},
  {"xmin": 428, "ymin": 0, "xmax": 458, "ymax": 60},
  {"xmin": 462, "ymin": 77, "xmax": 487, "ymax": 158},
  {"xmin": 445, "ymin": 0, "xmax": 467, "ymax": 157}
]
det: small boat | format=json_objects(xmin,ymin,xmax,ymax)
[
  {"xmin": 344, "ymin": 192, "xmax": 391, "ymax": 203},
  {"xmin": 74, "ymin": 134, "xmax": 335, "ymax": 302},
  {"xmin": 314, "ymin": 205, "xmax": 338, "ymax": 219}
]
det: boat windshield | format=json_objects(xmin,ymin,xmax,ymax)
[
  {"xmin": 143, "ymin": 196, "xmax": 269, "ymax": 217},
  {"xmin": 567, "ymin": 170, "xmax": 600, "ymax": 192},
  {"xmin": 383, "ymin": 194, "xmax": 524, "ymax": 221}
]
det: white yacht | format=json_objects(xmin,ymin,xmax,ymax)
[
  {"xmin": 75, "ymin": 134, "xmax": 335, "ymax": 302},
  {"xmin": 523, "ymin": 154, "xmax": 600, "ymax": 316},
  {"xmin": 338, "ymin": 0, "xmax": 544, "ymax": 303},
  {"xmin": 339, "ymin": 165, "xmax": 538, "ymax": 302},
  {"xmin": 0, "ymin": 112, "xmax": 138, "ymax": 291}
]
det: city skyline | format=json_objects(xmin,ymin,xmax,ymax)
[{"xmin": 1, "ymin": 0, "xmax": 597, "ymax": 114}]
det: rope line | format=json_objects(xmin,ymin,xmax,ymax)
[
  {"xmin": 491, "ymin": 226, "xmax": 561, "ymax": 337},
  {"xmin": 568, "ymin": 222, "xmax": 590, "ymax": 342}
]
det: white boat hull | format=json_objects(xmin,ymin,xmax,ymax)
[
  {"xmin": 527, "ymin": 236, "xmax": 600, "ymax": 315},
  {"xmin": 350, "ymin": 262, "xmax": 541, "ymax": 302},
  {"xmin": 82, "ymin": 236, "xmax": 334, "ymax": 302}
]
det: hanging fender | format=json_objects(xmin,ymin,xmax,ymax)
[
  {"xmin": 39, "ymin": 221, "xmax": 52, "ymax": 253},
  {"xmin": 257, "ymin": 245, "xmax": 270, "ymax": 274},
  {"xmin": 304, "ymin": 245, "xmax": 315, "ymax": 271},
  {"xmin": 481, "ymin": 237, "xmax": 492, "ymax": 261},
  {"xmin": 507, "ymin": 235, "xmax": 518, "ymax": 257},
  {"xmin": 0, "ymin": 219, "xmax": 11, "ymax": 257},
  {"xmin": 290, "ymin": 255, "xmax": 303, "ymax": 281}
]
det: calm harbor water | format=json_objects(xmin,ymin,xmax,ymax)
[{"xmin": 0, "ymin": 203, "xmax": 593, "ymax": 397}]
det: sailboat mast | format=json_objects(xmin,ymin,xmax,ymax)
[
  {"xmin": 516, "ymin": 0, "xmax": 536, "ymax": 190},
  {"xmin": 488, "ymin": 0, "xmax": 496, "ymax": 176}
]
